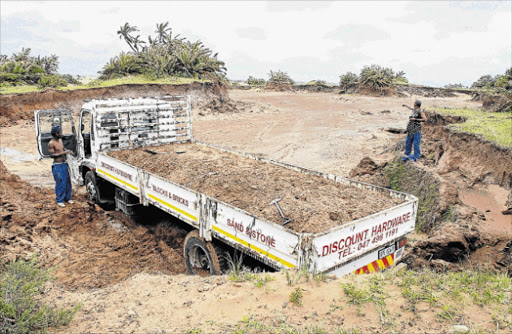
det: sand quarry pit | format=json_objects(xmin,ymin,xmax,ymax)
[
  {"xmin": 1, "ymin": 85, "xmax": 511, "ymax": 333},
  {"xmin": 109, "ymin": 142, "xmax": 404, "ymax": 233}
]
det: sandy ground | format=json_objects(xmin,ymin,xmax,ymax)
[
  {"xmin": 0, "ymin": 120, "xmax": 53, "ymax": 187},
  {"xmin": 1, "ymin": 89, "xmax": 510, "ymax": 333},
  {"xmin": 194, "ymin": 90, "xmax": 480, "ymax": 175},
  {"xmin": 48, "ymin": 270, "xmax": 508, "ymax": 334}
]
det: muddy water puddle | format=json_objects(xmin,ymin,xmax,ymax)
[
  {"xmin": 0, "ymin": 147, "xmax": 40, "ymax": 161},
  {"xmin": 459, "ymin": 185, "xmax": 512, "ymax": 235}
]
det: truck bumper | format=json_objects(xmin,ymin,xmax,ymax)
[{"xmin": 326, "ymin": 237, "xmax": 407, "ymax": 277}]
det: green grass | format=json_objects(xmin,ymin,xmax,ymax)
[
  {"xmin": 0, "ymin": 76, "xmax": 209, "ymax": 95},
  {"xmin": 384, "ymin": 161, "xmax": 406, "ymax": 192},
  {"xmin": 396, "ymin": 268, "xmax": 512, "ymax": 312},
  {"xmin": 433, "ymin": 107, "xmax": 512, "ymax": 148},
  {"xmin": 313, "ymin": 271, "xmax": 330, "ymax": 284},
  {"xmin": 289, "ymin": 287, "xmax": 304, "ymax": 306},
  {"xmin": 415, "ymin": 183, "xmax": 439, "ymax": 232},
  {"xmin": 442, "ymin": 206, "xmax": 455, "ymax": 222},
  {"xmin": 246, "ymin": 273, "xmax": 275, "ymax": 288},
  {"xmin": 384, "ymin": 161, "xmax": 440, "ymax": 232},
  {"xmin": 341, "ymin": 275, "xmax": 394, "ymax": 326},
  {"xmin": 0, "ymin": 85, "xmax": 40, "ymax": 94},
  {"xmin": 79, "ymin": 76, "xmax": 208, "ymax": 89},
  {"xmin": 226, "ymin": 251, "xmax": 248, "ymax": 282},
  {"xmin": 285, "ymin": 267, "xmax": 310, "ymax": 286},
  {"xmin": 436, "ymin": 304, "xmax": 459, "ymax": 322}
]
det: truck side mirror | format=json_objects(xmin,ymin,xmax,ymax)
[{"xmin": 81, "ymin": 124, "xmax": 85, "ymax": 131}]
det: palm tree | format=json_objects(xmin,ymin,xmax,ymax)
[
  {"xmin": 131, "ymin": 35, "xmax": 146, "ymax": 53},
  {"xmin": 32, "ymin": 55, "xmax": 59, "ymax": 74},
  {"xmin": 44, "ymin": 55, "xmax": 59, "ymax": 74},
  {"xmin": 12, "ymin": 47, "xmax": 31, "ymax": 62},
  {"xmin": 117, "ymin": 23, "xmax": 138, "ymax": 52},
  {"xmin": 0, "ymin": 54, "xmax": 8, "ymax": 65},
  {"xmin": 155, "ymin": 22, "xmax": 171, "ymax": 44},
  {"xmin": 102, "ymin": 21, "xmax": 227, "ymax": 80}
]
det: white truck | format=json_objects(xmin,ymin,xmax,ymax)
[{"xmin": 35, "ymin": 96, "xmax": 418, "ymax": 276}]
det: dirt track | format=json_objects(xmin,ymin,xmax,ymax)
[{"xmin": 194, "ymin": 90, "xmax": 482, "ymax": 175}]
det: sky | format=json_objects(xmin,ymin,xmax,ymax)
[{"xmin": 1, "ymin": 1, "xmax": 511, "ymax": 87}]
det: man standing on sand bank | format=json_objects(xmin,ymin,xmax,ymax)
[
  {"xmin": 402, "ymin": 100, "xmax": 427, "ymax": 162},
  {"xmin": 48, "ymin": 125, "xmax": 74, "ymax": 207}
]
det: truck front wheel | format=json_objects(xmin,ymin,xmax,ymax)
[
  {"xmin": 184, "ymin": 230, "xmax": 222, "ymax": 276},
  {"xmin": 85, "ymin": 171, "xmax": 101, "ymax": 204}
]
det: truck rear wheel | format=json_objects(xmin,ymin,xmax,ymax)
[{"xmin": 184, "ymin": 230, "xmax": 222, "ymax": 276}]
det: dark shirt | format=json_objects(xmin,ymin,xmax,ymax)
[{"xmin": 406, "ymin": 109, "xmax": 423, "ymax": 136}]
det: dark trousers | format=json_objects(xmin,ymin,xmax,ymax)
[
  {"xmin": 403, "ymin": 132, "xmax": 421, "ymax": 161},
  {"xmin": 52, "ymin": 163, "xmax": 72, "ymax": 203}
]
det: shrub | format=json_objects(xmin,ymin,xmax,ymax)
[
  {"xmin": 100, "ymin": 52, "xmax": 143, "ymax": 80},
  {"xmin": 247, "ymin": 76, "xmax": 265, "ymax": 85},
  {"xmin": 37, "ymin": 74, "xmax": 68, "ymax": 89},
  {"xmin": 495, "ymin": 67, "xmax": 512, "ymax": 92},
  {"xmin": 306, "ymin": 80, "xmax": 327, "ymax": 86},
  {"xmin": 60, "ymin": 74, "xmax": 80, "ymax": 85},
  {"xmin": 359, "ymin": 65, "xmax": 394, "ymax": 89},
  {"xmin": 0, "ymin": 257, "xmax": 81, "ymax": 334},
  {"xmin": 471, "ymin": 68, "xmax": 512, "ymax": 96},
  {"xmin": 0, "ymin": 48, "xmax": 61, "ymax": 87},
  {"xmin": 0, "ymin": 73, "xmax": 25, "ymax": 86},
  {"xmin": 267, "ymin": 70, "xmax": 294, "ymax": 85},
  {"xmin": 444, "ymin": 83, "xmax": 466, "ymax": 89},
  {"xmin": 339, "ymin": 72, "xmax": 358, "ymax": 89},
  {"xmin": 394, "ymin": 71, "xmax": 408, "ymax": 84},
  {"xmin": 471, "ymin": 74, "xmax": 498, "ymax": 89}
]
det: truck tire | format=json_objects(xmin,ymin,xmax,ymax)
[
  {"xmin": 85, "ymin": 171, "xmax": 114, "ymax": 210},
  {"xmin": 184, "ymin": 230, "xmax": 222, "ymax": 276},
  {"xmin": 85, "ymin": 171, "xmax": 101, "ymax": 204}
]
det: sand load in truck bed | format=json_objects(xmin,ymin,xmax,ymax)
[{"xmin": 108, "ymin": 143, "xmax": 404, "ymax": 233}]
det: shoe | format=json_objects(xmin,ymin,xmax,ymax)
[
  {"xmin": 67, "ymin": 200, "xmax": 74, "ymax": 204},
  {"xmin": 57, "ymin": 203, "xmax": 66, "ymax": 207}
]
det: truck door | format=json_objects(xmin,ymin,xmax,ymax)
[
  {"xmin": 78, "ymin": 108, "xmax": 93, "ymax": 159},
  {"xmin": 34, "ymin": 109, "xmax": 79, "ymax": 184},
  {"xmin": 34, "ymin": 109, "xmax": 78, "ymax": 158}
]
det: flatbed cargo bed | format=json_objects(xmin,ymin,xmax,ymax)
[{"xmin": 108, "ymin": 142, "xmax": 405, "ymax": 233}]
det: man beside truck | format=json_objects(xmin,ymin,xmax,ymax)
[{"xmin": 48, "ymin": 125, "xmax": 74, "ymax": 207}]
